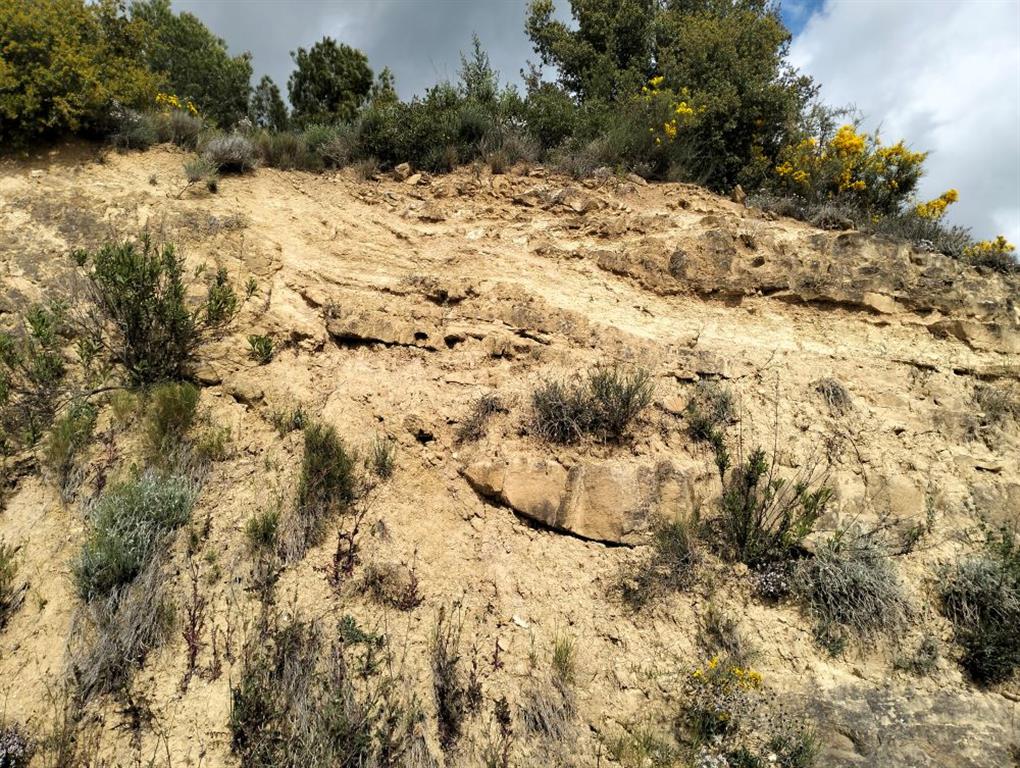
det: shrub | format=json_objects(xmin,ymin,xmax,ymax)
[
  {"xmin": 974, "ymin": 382, "xmax": 1019, "ymax": 426},
  {"xmin": 939, "ymin": 528, "xmax": 1020, "ymax": 684},
  {"xmin": 0, "ymin": 721, "xmax": 34, "ymax": 768},
  {"xmin": 894, "ymin": 633, "xmax": 940, "ymax": 676},
  {"xmin": 685, "ymin": 382, "xmax": 734, "ymax": 477},
  {"xmin": 194, "ymin": 426, "xmax": 230, "ymax": 463},
  {"xmin": 159, "ymin": 107, "xmax": 204, "ymax": 149},
  {"xmin": 75, "ymin": 236, "xmax": 195, "ymax": 384},
  {"xmin": 362, "ymin": 561, "xmax": 421, "ymax": 611},
  {"xmin": 700, "ymin": 604, "xmax": 755, "ymax": 668},
  {"xmin": 622, "ymin": 515, "xmax": 700, "ymax": 608},
  {"xmin": 0, "ymin": 0, "xmax": 155, "ymax": 146},
  {"xmin": 815, "ymin": 377, "xmax": 851, "ymax": 414},
  {"xmin": 68, "ymin": 558, "xmax": 175, "ymax": 701},
  {"xmin": 717, "ymin": 448, "xmax": 831, "ymax": 567},
  {"xmin": 142, "ymin": 381, "xmax": 199, "ymax": 461},
  {"xmin": 245, "ymin": 508, "xmax": 280, "ymax": 554},
  {"xmin": 293, "ymin": 422, "xmax": 358, "ymax": 554},
  {"xmin": 43, "ymin": 399, "xmax": 97, "ymax": 497},
  {"xmin": 0, "ymin": 303, "xmax": 67, "ymax": 449},
  {"xmin": 202, "ymin": 133, "xmax": 257, "ymax": 173},
  {"xmin": 181, "ymin": 157, "xmax": 219, "ymax": 194},
  {"xmin": 229, "ymin": 611, "xmax": 427, "ymax": 768},
  {"xmin": 0, "ymin": 539, "xmax": 23, "ymax": 629},
  {"xmin": 795, "ymin": 525, "xmax": 910, "ymax": 654},
  {"xmin": 551, "ymin": 635, "xmax": 576, "ymax": 687},
  {"xmin": 254, "ymin": 130, "xmax": 318, "ymax": 171},
  {"xmin": 248, "ymin": 334, "xmax": 274, "ymax": 364},
  {"xmin": 108, "ymin": 108, "xmax": 159, "ymax": 150},
  {"xmin": 72, "ymin": 471, "xmax": 197, "ymax": 601},
  {"xmin": 963, "ymin": 236, "xmax": 1018, "ymax": 273},
  {"xmin": 678, "ymin": 659, "xmax": 817, "ymax": 767},
  {"xmin": 532, "ymin": 365, "xmax": 652, "ymax": 443}
]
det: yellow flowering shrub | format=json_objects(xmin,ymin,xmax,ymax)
[
  {"xmin": 773, "ymin": 124, "xmax": 928, "ymax": 215},
  {"xmin": 914, "ymin": 189, "xmax": 959, "ymax": 220},
  {"xmin": 682, "ymin": 656, "xmax": 763, "ymax": 739},
  {"xmin": 963, "ymin": 235, "xmax": 1018, "ymax": 271},
  {"xmin": 155, "ymin": 91, "xmax": 199, "ymax": 117}
]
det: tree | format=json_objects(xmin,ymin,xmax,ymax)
[
  {"xmin": 249, "ymin": 75, "xmax": 288, "ymax": 131},
  {"xmin": 370, "ymin": 66, "xmax": 398, "ymax": 105},
  {"xmin": 287, "ymin": 37, "xmax": 373, "ymax": 126},
  {"xmin": 0, "ymin": 0, "xmax": 155, "ymax": 146},
  {"xmin": 130, "ymin": 0, "xmax": 252, "ymax": 127},
  {"xmin": 459, "ymin": 34, "xmax": 498, "ymax": 104},
  {"xmin": 524, "ymin": 0, "xmax": 815, "ymax": 189}
]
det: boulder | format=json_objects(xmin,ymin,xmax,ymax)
[
  {"xmin": 393, "ymin": 162, "xmax": 412, "ymax": 181},
  {"xmin": 462, "ymin": 456, "xmax": 699, "ymax": 544}
]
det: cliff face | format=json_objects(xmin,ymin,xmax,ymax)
[{"xmin": 1, "ymin": 145, "xmax": 1018, "ymax": 767}]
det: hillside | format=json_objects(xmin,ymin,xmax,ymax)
[{"xmin": 1, "ymin": 144, "xmax": 1018, "ymax": 767}]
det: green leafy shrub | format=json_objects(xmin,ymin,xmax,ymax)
[
  {"xmin": 142, "ymin": 381, "xmax": 199, "ymax": 461},
  {"xmin": 0, "ymin": 304, "xmax": 68, "ymax": 450},
  {"xmin": 203, "ymin": 133, "xmax": 257, "ymax": 173},
  {"xmin": 532, "ymin": 365, "xmax": 652, "ymax": 443},
  {"xmin": 253, "ymin": 130, "xmax": 319, "ymax": 170},
  {"xmin": 685, "ymin": 382, "xmax": 734, "ymax": 477},
  {"xmin": 75, "ymin": 236, "xmax": 195, "ymax": 384},
  {"xmin": 293, "ymin": 422, "xmax": 358, "ymax": 553},
  {"xmin": 43, "ymin": 399, "xmax": 97, "ymax": 496},
  {"xmin": 939, "ymin": 528, "xmax": 1020, "ymax": 684},
  {"xmin": 0, "ymin": 0, "xmax": 155, "ymax": 147},
  {"xmin": 795, "ymin": 525, "xmax": 910, "ymax": 654},
  {"xmin": 72, "ymin": 471, "xmax": 197, "ymax": 601},
  {"xmin": 717, "ymin": 449, "xmax": 830, "ymax": 567},
  {"xmin": 247, "ymin": 334, "xmax": 274, "ymax": 365}
]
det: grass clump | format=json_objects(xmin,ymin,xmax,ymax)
[
  {"xmin": 622, "ymin": 515, "xmax": 700, "ymax": 608},
  {"xmin": 894, "ymin": 633, "xmax": 940, "ymax": 676},
  {"xmin": 269, "ymin": 405, "xmax": 307, "ymax": 436},
  {"xmin": 431, "ymin": 604, "xmax": 481, "ymax": 751},
  {"xmin": 0, "ymin": 539, "xmax": 24, "ymax": 629},
  {"xmin": 247, "ymin": 334, "xmax": 274, "ymax": 364},
  {"xmin": 202, "ymin": 133, "xmax": 257, "ymax": 173},
  {"xmin": 717, "ymin": 448, "xmax": 830, "ymax": 568},
  {"xmin": 368, "ymin": 435, "xmax": 396, "ymax": 480},
  {"xmin": 230, "ymin": 612, "xmax": 428, "ymax": 768},
  {"xmin": 456, "ymin": 392, "xmax": 506, "ymax": 443},
  {"xmin": 532, "ymin": 365, "xmax": 652, "ymax": 443},
  {"xmin": 795, "ymin": 525, "xmax": 910, "ymax": 655},
  {"xmin": 938, "ymin": 527, "xmax": 1020, "ymax": 684},
  {"xmin": 72, "ymin": 471, "xmax": 197, "ymax": 602},
  {"xmin": 43, "ymin": 400, "xmax": 97, "ymax": 497},
  {"xmin": 68, "ymin": 558, "xmax": 176, "ymax": 701},
  {"xmin": 292, "ymin": 422, "xmax": 359, "ymax": 555},
  {"xmin": 142, "ymin": 381, "xmax": 199, "ymax": 461}
]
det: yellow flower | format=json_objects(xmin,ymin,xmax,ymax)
[
  {"xmin": 663, "ymin": 120, "xmax": 678, "ymax": 140},
  {"xmin": 649, "ymin": 75, "xmax": 665, "ymax": 89},
  {"xmin": 915, "ymin": 189, "xmax": 959, "ymax": 220},
  {"xmin": 830, "ymin": 125, "xmax": 866, "ymax": 156}
]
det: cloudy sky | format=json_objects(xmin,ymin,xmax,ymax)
[{"xmin": 174, "ymin": 0, "xmax": 1019, "ymax": 243}]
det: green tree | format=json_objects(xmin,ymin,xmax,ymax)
[
  {"xmin": 249, "ymin": 74, "xmax": 288, "ymax": 131},
  {"xmin": 287, "ymin": 37, "xmax": 373, "ymax": 126},
  {"xmin": 370, "ymin": 66, "xmax": 398, "ymax": 105},
  {"xmin": 459, "ymin": 33, "xmax": 498, "ymax": 104},
  {"xmin": 525, "ymin": 0, "xmax": 815, "ymax": 189},
  {"xmin": 130, "ymin": 0, "xmax": 252, "ymax": 127},
  {"xmin": 0, "ymin": 0, "xmax": 154, "ymax": 147}
]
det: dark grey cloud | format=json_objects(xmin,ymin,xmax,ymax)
[{"xmin": 171, "ymin": 0, "xmax": 544, "ymax": 99}]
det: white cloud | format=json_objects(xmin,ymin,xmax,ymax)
[{"xmin": 790, "ymin": 0, "xmax": 1020, "ymax": 245}]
